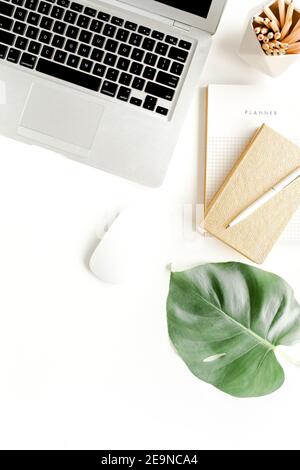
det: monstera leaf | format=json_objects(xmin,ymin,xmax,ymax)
[{"xmin": 167, "ymin": 262, "xmax": 300, "ymax": 398}]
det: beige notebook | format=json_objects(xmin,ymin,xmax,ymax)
[{"xmin": 204, "ymin": 125, "xmax": 300, "ymax": 264}]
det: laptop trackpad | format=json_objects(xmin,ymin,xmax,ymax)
[{"xmin": 18, "ymin": 83, "xmax": 104, "ymax": 158}]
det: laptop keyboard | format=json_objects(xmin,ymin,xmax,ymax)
[{"xmin": 0, "ymin": 0, "xmax": 193, "ymax": 117}]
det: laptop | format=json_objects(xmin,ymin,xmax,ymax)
[{"xmin": 0, "ymin": 0, "xmax": 227, "ymax": 186}]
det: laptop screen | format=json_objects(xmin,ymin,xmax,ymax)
[{"xmin": 154, "ymin": 1, "xmax": 213, "ymax": 19}]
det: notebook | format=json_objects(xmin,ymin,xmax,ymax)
[
  {"xmin": 203, "ymin": 125, "xmax": 300, "ymax": 264},
  {"xmin": 205, "ymin": 84, "xmax": 300, "ymax": 240}
]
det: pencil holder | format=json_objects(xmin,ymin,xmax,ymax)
[{"xmin": 239, "ymin": 0, "xmax": 300, "ymax": 77}]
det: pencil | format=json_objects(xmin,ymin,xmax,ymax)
[
  {"xmin": 287, "ymin": 43, "xmax": 300, "ymax": 53},
  {"xmin": 281, "ymin": 20, "xmax": 293, "ymax": 39},
  {"xmin": 284, "ymin": 19, "xmax": 300, "ymax": 43},
  {"xmin": 278, "ymin": 0, "xmax": 286, "ymax": 28},
  {"xmin": 264, "ymin": 6, "xmax": 280, "ymax": 27}
]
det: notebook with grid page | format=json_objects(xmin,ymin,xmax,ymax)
[{"xmin": 205, "ymin": 84, "xmax": 300, "ymax": 241}]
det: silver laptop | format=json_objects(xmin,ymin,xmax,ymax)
[{"xmin": 0, "ymin": 0, "xmax": 227, "ymax": 186}]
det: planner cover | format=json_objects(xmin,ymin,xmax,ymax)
[
  {"xmin": 205, "ymin": 84, "xmax": 300, "ymax": 240},
  {"xmin": 203, "ymin": 125, "xmax": 300, "ymax": 264}
]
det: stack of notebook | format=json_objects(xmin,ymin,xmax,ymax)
[{"xmin": 204, "ymin": 85, "xmax": 300, "ymax": 264}]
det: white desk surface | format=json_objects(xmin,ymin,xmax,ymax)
[{"xmin": 1, "ymin": 0, "xmax": 300, "ymax": 450}]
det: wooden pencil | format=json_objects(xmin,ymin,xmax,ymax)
[
  {"xmin": 281, "ymin": 19, "xmax": 293, "ymax": 39},
  {"xmin": 278, "ymin": 0, "xmax": 286, "ymax": 28},
  {"xmin": 264, "ymin": 6, "xmax": 280, "ymax": 27}
]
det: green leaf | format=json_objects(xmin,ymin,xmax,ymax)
[{"xmin": 167, "ymin": 262, "xmax": 300, "ymax": 398}]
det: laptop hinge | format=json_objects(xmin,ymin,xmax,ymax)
[{"xmin": 173, "ymin": 20, "xmax": 191, "ymax": 32}]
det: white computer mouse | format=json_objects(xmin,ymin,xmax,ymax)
[{"xmin": 89, "ymin": 201, "xmax": 173, "ymax": 284}]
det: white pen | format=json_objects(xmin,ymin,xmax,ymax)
[{"xmin": 227, "ymin": 167, "xmax": 300, "ymax": 229}]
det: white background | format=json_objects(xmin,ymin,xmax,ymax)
[{"xmin": 0, "ymin": 0, "xmax": 300, "ymax": 450}]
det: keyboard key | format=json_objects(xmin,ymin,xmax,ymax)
[
  {"xmin": 7, "ymin": 47, "xmax": 20, "ymax": 63},
  {"xmin": 65, "ymin": 25, "xmax": 78, "ymax": 38},
  {"xmin": 40, "ymin": 17, "xmax": 53, "ymax": 30},
  {"xmin": 101, "ymin": 80, "xmax": 117, "ymax": 97},
  {"xmin": 98, "ymin": 11, "xmax": 110, "ymax": 22},
  {"xmin": 90, "ymin": 20, "xmax": 103, "ymax": 33},
  {"xmin": 26, "ymin": 26, "xmax": 38, "ymax": 39},
  {"xmin": 80, "ymin": 58, "xmax": 92, "ymax": 72},
  {"xmin": 103, "ymin": 52, "xmax": 116, "ymax": 66},
  {"xmin": 119, "ymin": 72, "xmax": 132, "ymax": 86},
  {"xmin": 157, "ymin": 57, "xmax": 170, "ymax": 71},
  {"xmin": 152, "ymin": 30, "xmax": 164, "ymax": 41},
  {"xmin": 64, "ymin": 10, "xmax": 77, "ymax": 24},
  {"xmin": 27, "ymin": 12, "xmax": 40, "ymax": 25},
  {"xmin": 13, "ymin": 21, "xmax": 26, "ymax": 34},
  {"xmin": 0, "ymin": 43, "xmax": 8, "ymax": 59},
  {"xmin": 142, "ymin": 37, "xmax": 155, "ymax": 51},
  {"xmin": 39, "ymin": 30, "xmax": 52, "ymax": 44},
  {"xmin": 106, "ymin": 67, "xmax": 119, "ymax": 82},
  {"xmin": 57, "ymin": 0, "xmax": 69, "ymax": 7},
  {"xmin": 145, "ymin": 81, "xmax": 174, "ymax": 101},
  {"xmin": 143, "ymin": 66, "xmax": 156, "ymax": 80},
  {"xmin": 15, "ymin": 36, "xmax": 28, "ymax": 50},
  {"xmin": 51, "ymin": 6, "xmax": 64, "ymax": 20},
  {"xmin": 78, "ymin": 43, "xmax": 91, "ymax": 57},
  {"xmin": 14, "ymin": 7, "xmax": 27, "ymax": 21},
  {"xmin": 132, "ymin": 76, "xmax": 145, "ymax": 91},
  {"xmin": 28, "ymin": 40, "xmax": 41, "ymax": 54},
  {"xmin": 53, "ymin": 21, "xmax": 66, "ymax": 34},
  {"xmin": 90, "ymin": 47, "xmax": 103, "ymax": 62},
  {"xmin": 52, "ymin": 34, "xmax": 65, "ymax": 48},
  {"xmin": 143, "ymin": 95, "xmax": 157, "ymax": 111},
  {"xmin": 65, "ymin": 39, "xmax": 77, "ymax": 52},
  {"xmin": 125, "ymin": 21, "xmax": 137, "ymax": 31},
  {"xmin": 170, "ymin": 61, "xmax": 184, "ymax": 76},
  {"xmin": 25, "ymin": 0, "xmax": 38, "ymax": 10},
  {"xmin": 130, "ymin": 97, "xmax": 142, "ymax": 106},
  {"xmin": 36, "ymin": 57, "xmax": 101, "ymax": 90},
  {"xmin": 20, "ymin": 51, "xmax": 37, "ymax": 68},
  {"xmin": 129, "ymin": 33, "xmax": 142, "ymax": 47},
  {"xmin": 116, "ymin": 57, "xmax": 129, "ymax": 71},
  {"xmin": 84, "ymin": 7, "xmax": 96, "ymax": 17},
  {"xmin": 117, "ymin": 29, "xmax": 130, "ymax": 43},
  {"xmin": 156, "ymin": 106, "xmax": 168, "ymax": 116},
  {"xmin": 118, "ymin": 43, "xmax": 131, "ymax": 57},
  {"xmin": 0, "ymin": 15, "xmax": 13, "ymax": 30},
  {"xmin": 38, "ymin": 1, "xmax": 51, "ymax": 15},
  {"xmin": 70, "ymin": 2, "xmax": 82, "ymax": 13},
  {"xmin": 138, "ymin": 26, "xmax": 151, "ymax": 36},
  {"xmin": 105, "ymin": 39, "xmax": 118, "ymax": 53},
  {"xmin": 179, "ymin": 39, "xmax": 192, "ymax": 50},
  {"xmin": 92, "ymin": 34, "xmax": 104, "ymax": 48},
  {"xmin": 156, "ymin": 70, "xmax": 179, "ymax": 88},
  {"xmin": 166, "ymin": 35, "xmax": 178, "ymax": 45},
  {"xmin": 155, "ymin": 42, "xmax": 168, "ymax": 56},
  {"xmin": 53, "ymin": 49, "xmax": 66, "ymax": 63},
  {"xmin": 79, "ymin": 30, "xmax": 92, "ymax": 43},
  {"xmin": 111, "ymin": 16, "xmax": 123, "ymax": 26},
  {"xmin": 0, "ymin": 29, "xmax": 15, "ymax": 45},
  {"xmin": 0, "ymin": 0, "xmax": 14, "ymax": 14},
  {"xmin": 77, "ymin": 14, "xmax": 90, "ymax": 29},
  {"xmin": 168, "ymin": 46, "xmax": 188, "ymax": 63},
  {"xmin": 93, "ymin": 62, "xmax": 106, "ymax": 77},
  {"xmin": 66, "ymin": 53, "xmax": 79, "ymax": 67},
  {"xmin": 103, "ymin": 23, "xmax": 116, "ymax": 37},
  {"xmin": 129, "ymin": 61, "xmax": 142, "ymax": 76},
  {"xmin": 131, "ymin": 48, "xmax": 144, "ymax": 62},
  {"xmin": 92, "ymin": 34, "xmax": 105, "ymax": 49},
  {"xmin": 41, "ymin": 45, "xmax": 54, "ymax": 58},
  {"xmin": 144, "ymin": 52, "xmax": 157, "ymax": 66},
  {"xmin": 12, "ymin": 0, "xmax": 25, "ymax": 5},
  {"xmin": 117, "ymin": 86, "xmax": 130, "ymax": 102}
]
